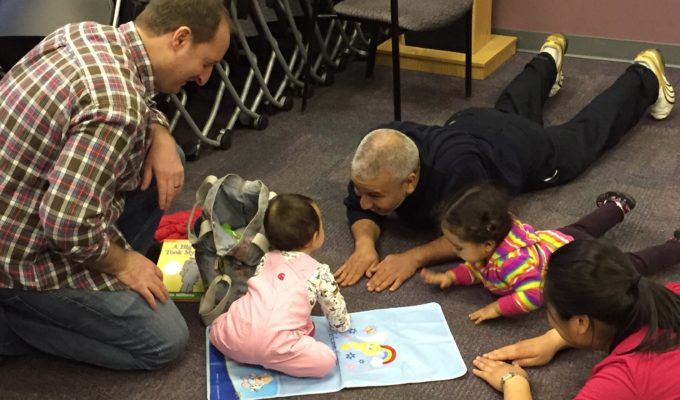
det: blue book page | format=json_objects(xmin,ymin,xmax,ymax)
[
  {"xmin": 224, "ymin": 353, "xmax": 342, "ymax": 399},
  {"xmin": 206, "ymin": 322, "xmax": 344, "ymax": 399},
  {"xmin": 332, "ymin": 302, "xmax": 467, "ymax": 387},
  {"xmin": 206, "ymin": 339, "xmax": 238, "ymax": 400},
  {"xmin": 207, "ymin": 303, "xmax": 467, "ymax": 399}
]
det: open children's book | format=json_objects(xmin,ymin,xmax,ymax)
[
  {"xmin": 206, "ymin": 302, "xmax": 467, "ymax": 399},
  {"xmin": 157, "ymin": 239, "xmax": 204, "ymax": 301}
]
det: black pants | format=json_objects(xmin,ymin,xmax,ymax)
[
  {"xmin": 447, "ymin": 54, "xmax": 659, "ymax": 192},
  {"xmin": 558, "ymin": 203, "xmax": 680, "ymax": 276}
]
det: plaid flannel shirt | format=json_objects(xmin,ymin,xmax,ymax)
[{"xmin": 0, "ymin": 21, "xmax": 168, "ymax": 290}]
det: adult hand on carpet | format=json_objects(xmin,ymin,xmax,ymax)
[
  {"xmin": 334, "ymin": 245, "xmax": 379, "ymax": 287},
  {"xmin": 472, "ymin": 356, "xmax": 530, "ymax": 396},
  {"xmin": 366, "ymin": 252, "xmax": 419, "ymax": 292},
  {"xmin": 483, "ymin": 328, "xmax": 570, "ymax": 367}
]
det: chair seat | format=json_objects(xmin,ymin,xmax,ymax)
[{"xmin": 334, "ymin": 0, "xmax": 473, "ymax": 32}]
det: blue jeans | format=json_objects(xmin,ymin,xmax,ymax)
[
  {"xmin": 0, "ymin": 145, "xmax": 189, "ymax": 369},
  {"xmin": 0, "ymin": 288, "xmax": 188, "ymax": 370}
]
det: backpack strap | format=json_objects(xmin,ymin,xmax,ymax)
[
  {"xmin": 187, "ymin": 175, "xmax": 219, "ymax": 243},
  {"xmin": 248, "ymin": 190, "xmax": 276, "ymax": 253},
  {"xmin": 251, "ymin": 233, "xmax": 269, "ymax": 254},
  {"xmin": 199, "ymin": 272, "xmax": 233, "ymax": 325}
]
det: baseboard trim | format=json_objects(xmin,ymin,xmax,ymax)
[
  {"xmin": 493, "ymin": 29, "xmax": 680, "ymax": 68},
  {"xmin": 375, "ymin": 34, "xmax": 517, "ymax": 80}
]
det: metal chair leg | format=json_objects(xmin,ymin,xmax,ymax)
[
  {"xmin": 365, "ymin": 24, "xmax": 380, "ymax": 78},
  {"xmin": 301, "ymin": 0, "xmax": 319, "ymax": 112},
  {"xmin": 465, "ymin": 8, "xmax": 472, "ymax": 98},
  {"xmin": 390, "ymin": 0, "xmax": 401, "ymax": 121}
]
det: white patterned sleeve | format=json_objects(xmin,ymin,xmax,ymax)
[
  {"xmin": 254, "ymin": 254, "xmax": 266, "ymax": 276},
  {"xmin": 308, "ymin": 263, "xmax": 351, "ymax": 332}
]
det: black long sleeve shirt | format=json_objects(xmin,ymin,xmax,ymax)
[{"xmin": 345, "ymin": 113, "xmax": 551, "ymax": 230}]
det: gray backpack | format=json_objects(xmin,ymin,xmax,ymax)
[{"xmin": 187, "ymin": 174, "xmax": 273, "ymax": 325}]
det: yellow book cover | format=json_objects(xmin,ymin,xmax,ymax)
[{"xmin": 157, "ymin": 239, "xmax": 204, "ymax": 302}]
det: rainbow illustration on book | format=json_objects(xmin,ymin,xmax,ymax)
[
  {"xmin": 337, "ymin": 326, "xmax": 398, "ymax": 369},
  {"xmin": 207, "ymin": 303, "xmax": 467, "ymax": 399},
  {"xmin": 378, "ymin": 345, "xmax": 397, "ymax": 364}
]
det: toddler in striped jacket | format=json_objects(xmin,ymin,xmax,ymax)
[{"xmin": 421, "ymin": 184, "xmax": 679, "ymax": 324}]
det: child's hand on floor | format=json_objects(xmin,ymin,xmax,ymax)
[
  {"xmin": 420, "ymin": 269, "xmax": 456, "ymax": 289},
  {"xmin": 469, "ymin": 302, "xmax": 502, "ymax": 324}
]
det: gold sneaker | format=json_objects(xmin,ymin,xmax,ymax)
[
  {"xmin": 634, "ymin": 48, "xmax": 675, "ymax": 120},
  {"xmin": 539, "ymin": 33, "xmax": 568, "ymax": 97}
]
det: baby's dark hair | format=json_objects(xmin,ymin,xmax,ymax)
[
  {"xmin": 440, "ymin": 184, "xmax": 512, "ymax": 245},
  {"xmin": 264, "ymin": 193, "xmax": 320, "ymax": 251}
]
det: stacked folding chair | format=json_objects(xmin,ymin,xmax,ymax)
[{"xmin": 159, "ymin": 0, "xmax": 374, "ymax": 159}]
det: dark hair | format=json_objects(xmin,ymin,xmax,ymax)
[
  {"xmin": 135, "ymin": 0, "xmax": 231, "ymax": 43},
  {"xmin": 544, "ymin": 240, "xmax": 680, "ymax": 353},
  {"xmin": 264, "ymin": 194, "xmax": 320, "ymax": 251},
  {"xmin": 440, "ymin": 184, "xmax": 512, "ymax": 245}
]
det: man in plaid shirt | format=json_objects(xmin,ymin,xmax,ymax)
[{"xmin": 0, "ymin": 0, "xmax": 231, "ymax": 370}]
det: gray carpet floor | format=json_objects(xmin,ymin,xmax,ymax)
[{"xmin": 1, "ymin": 51, "xmax": 679, "ymax": 400}]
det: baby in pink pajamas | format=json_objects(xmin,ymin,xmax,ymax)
[{"xmin": 209, "ymin": 193, "xmax": 351, "ymax": 378}]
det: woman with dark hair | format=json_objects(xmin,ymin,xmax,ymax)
[{"xmin": 472, "ymin": 240, "xmax": 680, "ymax": 399}]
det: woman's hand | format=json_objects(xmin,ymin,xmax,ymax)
[
  {"xmin": 472, "ymin": 356, "xmax": 530, "ymax": 394},
  {"xmin": 483, "ymin": 328, "xmax": 569, "ymax": 367}
]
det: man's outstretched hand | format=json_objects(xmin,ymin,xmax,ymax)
[
  {"xmin": 334, "ymin": 246, "xmax": 379, "ymax": 287},
  {"xmin": 365, "ymin": 253, "xmax": 419, "ymax": 292},
  {"xmin": 335, "ymin": 235, "xmax": 455, "ymax": 292},
  {"xmin": 365, "ymin": 236, "xmax": 457, "ymax": 292}
]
